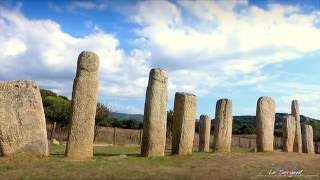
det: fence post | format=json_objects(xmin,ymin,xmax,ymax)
[
  {"xmin": 139, "ymin": 129, "xmax": 142, "ymax": 145},
  {"xmin": 113, "ymin": 127, "xmax": 116, "ymax": 145},
  {"xmin": 50, "ymin": 122, "xmax": 57, "ymax": 140},
  {"xmin": 238, "ymin": 136, "xmax": 241, "ymax": 147}
]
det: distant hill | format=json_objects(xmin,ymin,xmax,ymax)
[
  {"xmin": 111, "ymin": 112, "xmax": 143, "ymax": 121},
  {"xmin": 113, "ymin": 112, "xmax": 319, "ymax": 140},
  {"xmin": 231, "ymin": 113, "xmax": 319, "ymax": 135},
  {"xmin": 233, "ymin": 113, "xmax": 319, "ymax": 129},
  {"xmin": 112, "ymin": 112, "xmax": 319, "ymax": 124}
]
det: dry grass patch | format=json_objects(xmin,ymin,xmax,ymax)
[{"xmin": 0, "ymin": 145, "xmax": 319, "ymax": 179}]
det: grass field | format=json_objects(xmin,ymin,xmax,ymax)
[{"xmin": 0, "ymin": 145, "xmax": 319, "ymax": 179}]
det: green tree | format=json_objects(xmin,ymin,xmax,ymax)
[
  {"xmin": 41, "ymin": 89, "xmax": 114, "ymax": 130},
  {"xmin": 123, "ymin": 119, "xmax": 142, "ymax": 129},
  {"xmin": 40, "ymin": 89, "xmax": 57, "ymax": 99},
  {"xmin": 95, "ymin": 102, "xmax": 112, "ymax": 126},
  {"xmin": 239, "ymin": 124, "xmax": 256, "ymax": 134},
  {"xmin": 94, "ymin": 102, "xmax": 112, "ymax": 141},
  {"xmin": 110, "ymin": 118, "xmax": 123, "ymax": 128},
  {"xmin": 42, "ymin": 95, "xmax": 71, "ymax": 124}
]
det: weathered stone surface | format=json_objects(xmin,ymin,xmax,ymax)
[
  {"xmin": 65, "ymin": 51, "xmax": 99, "ymax": 160},
  {"xmin": 302, "ymin": 124, "xmax": 314, "ymax": 154},
  {"xmin": 199, "ymin": 115, "xmax": 211, "ymax": 152},
  {"xmin": 213, "ymin": 99, "xmax": 233, "ymax": 152},
  {"xmin": 0, "ymin": 80, "xmax": 48, "ymax": 157},
  {"xmin": 141, "ymin": 68, "xmax": 168, "ymax": 157},
  {"xmin": 292, "ymin": 100, "xmax": 302, "ymax": 153},
  {"xmin": 256, "ymin": 96, "xmax": 275, "ymax": 152},
  {"xmin": 172, "ymin": 92, "xmax": 197, "ymax": 155},
  {"xmin": 282, "ymin": 115, "xmax": 296, "ymax": 152}
]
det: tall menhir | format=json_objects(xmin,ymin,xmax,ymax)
[
  {"xmin": 65, "ymin": 51, "xmax": 100, "ymax": 160},
  {"xmin": 256, "ymin": 96, "xmax": 275, "ymax": 152},
  {"xmin": 141, "ymin": 68, "xmax": 168, "ymax": 157},
  {"xmin": 213, "ymin": 99, "xmax": 233, "ymax": 152},
  {"xmin": 292, "ymin": 100, "xmax": 302, "ymax": 153},
  {"xmin": 172, "ymin": 92, "xmax": 197, "ymax": 155}
]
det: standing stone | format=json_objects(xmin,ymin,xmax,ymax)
[
  {"xmin": 282, "ymin": 115, "xmax": 296, "ymax": 152},
  {"xmin": 302, "ymin": 124, "xmax": 315, "ymax": 154},
  {"xmin": 141, "ymin": 68, "xmax": 168, "ymax": 157},
  {"xmin": 213, "ymin": 99, "xmax": 233, "ymax": 152},
  {"xmin": 65, "ymin": 51, "xmax": 99, "ymax": 160},
  {"xmin": 199, "ymin": 115, "xmax": 211, "ymax": 152},
  {"xmin": 256, "ymin": 96, "xmax": 275, "ymax": 152},
  {"xmin": 172, "ymin": 92, "xmax": 197, "ymax": 155},
  {"xmin": 292, "ymin": 100, "xmax": 302, "ymax": 153},
  {"xmin": 0, "ymin": 80, "xmax": 49, "ymax": 157}
]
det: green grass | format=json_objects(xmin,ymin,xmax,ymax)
[
  {"xmin": 0, "ymin": 145, "xmax": 319, "ymax": 179},
  {"xmin": 50, "ymin": 144, "xmax": 209, "ymax": 166}
]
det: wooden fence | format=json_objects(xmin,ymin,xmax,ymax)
[{"xmin": 47, "ymin": 123, "xmax": 318, "ymax": 153}]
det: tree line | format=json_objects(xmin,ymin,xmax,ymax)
[
  {"xmin": 40, "ymin": 89, "xmax": 142, "ymax": 129},
  {"xmin": 41, "ymin": 89, "xmax": 320, "ymax": 140},
  {"xmin": 165, "ymin": 110, "xmax": 256, "ymax": 136}
]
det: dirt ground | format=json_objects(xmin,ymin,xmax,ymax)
[{"xmin": 0, "ymin": 145, "xmax": 319, "ymax": 179}]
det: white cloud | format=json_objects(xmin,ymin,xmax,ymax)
[
  {"xmin": 0, "ymin": 6, "xmax": 149, "ymax": 104},
  {"xmin": 257, "ymin": 82, "xmax": 320, "ymax": 118},
  {"xmin": 131, "ymin": 0, "xmax": 320, "ymax": 95},
  {"xmin": 0, "ymin": 38, "xmax": 27, "ymax": 58},
  {"xmin": 278, "ymin": 92, "xmax": 320, "ymax": 119},
  {"xmin": 1, "ymin": 1, "xmax": 320, "ymax": 116}
]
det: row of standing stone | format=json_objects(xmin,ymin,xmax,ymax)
[
  {"xmin": 141, "ymin": 68, "xmax": 316, "ymax": 157},
  {"xmin": 0, "ymin": 51, "xmax": 315, "ymax": 159}
]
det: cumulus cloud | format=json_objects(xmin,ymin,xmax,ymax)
[
  {"xmin": 248, "ymin": 81, "xmax": 320, "ymax": 118},
  {"xmin": 278, "ymin": 83, "xmax": 320, "ymax": 118},
  {"xmin": 0, "ymin": 6, "xmax": 149, "ymax": 102},
  {"xmin": 1, "ymin": 1, "xmax": 320, "ymax": 116},
  {"xmin": 131, "ymin": 0, "xmax": 320, "ymax": 95}
]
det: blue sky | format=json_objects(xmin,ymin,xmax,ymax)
[{"xmin": 0, "ymin": 0, "xmax": 320, "ymax": 118}]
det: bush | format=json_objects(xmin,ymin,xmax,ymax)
[
  {"xmin": 42, "ymin": 95, "xmax": 71, "ymax": 124},
  {"xmin": 95, "ymin": 102, "xmax": 112, "ymax": 126},
  {"xmin": 41, "ymin": 89, "xmax": 113, "ymax": 127},
  {"xmin": 123, "ymin": 119, "xmax": 142, "ymax": 129}
]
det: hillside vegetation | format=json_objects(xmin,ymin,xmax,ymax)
[
  {"xmin": 231, "ymin": 113, "xmax": 320, "ymax": 140},
  {"xmin": 40, "ymin": 89, "xmax": 320, "ymax": 140},
  {"xmin": 40, "ymin": 89, "xmax": 142, "ymax": 129}
]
